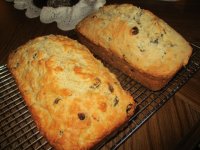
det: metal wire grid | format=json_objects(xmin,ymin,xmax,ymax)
[
  {"xmin": 97, "ymin": 43, "xmax": 200, "ymax": 150},
  {"xmin": 0, "ymin": 66, "xmax": 52, "ymax": 150},
  {"xmin": 0, "ymin": 44, "xmax": 200, "ymax": 150}
]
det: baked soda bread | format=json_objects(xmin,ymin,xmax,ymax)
[
  {"xmin": 76, "ymin": 4, "xmax": 192, "ymax": 91},
  {"xmin": 7, "ymin": 35, "xmax": 135, "ymax": 149}
]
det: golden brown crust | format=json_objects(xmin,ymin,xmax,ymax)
[
  {"xmin": 7, "ymin": 35, "xmax": 136, "ymax": 150},
  {"xmin": 76, "ymin": 4, "xmax": 192, "ymax": 91}
]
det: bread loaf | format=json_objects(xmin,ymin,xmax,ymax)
[
  {"xmin": 76, "ymin": 4, "xmax": 192, "ymax": 90},
  {"xmin": 7, "ymin": 35, "xmax": 135, "ymax": 149}
]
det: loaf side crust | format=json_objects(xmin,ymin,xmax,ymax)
[
  {"xmin": 7, "ymin": 35, "xmax": 136, "ymax": 150},
  {"xmin": 77, "ymin": 32, "xmax": 171, "ymax": 91}
]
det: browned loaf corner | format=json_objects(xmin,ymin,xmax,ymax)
[
  {"xmin": 76, "ymin": 4, "xmax": 192, "ymax": 91},
  {"xmin": 7, "ymin": 35, "xmax": 136, "ymax": 150}
]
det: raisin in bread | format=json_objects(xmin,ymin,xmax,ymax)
[
  {"xmin": 7, "ymin": 35, "xmax": 135, "ymax": 150},
  {"xmin": 76, "ymin": 4, "xmax": 192, "ymax": 90}
]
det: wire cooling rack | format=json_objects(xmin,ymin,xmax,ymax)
[{"xmin": 0, "ymin": 44, "xmax": 200, "ymax": 150}]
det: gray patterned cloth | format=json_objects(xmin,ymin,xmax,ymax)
[
  {"xmin": 32, "ymin": 0, "xmax": 79, "ymax": 8},
  {"xmin": 47, "ymin": 0, "xmax": 71, "ymax": 7},
  {"xmin": 6, "ymin": 0, "xmax": 106, "ymax": 30}
]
